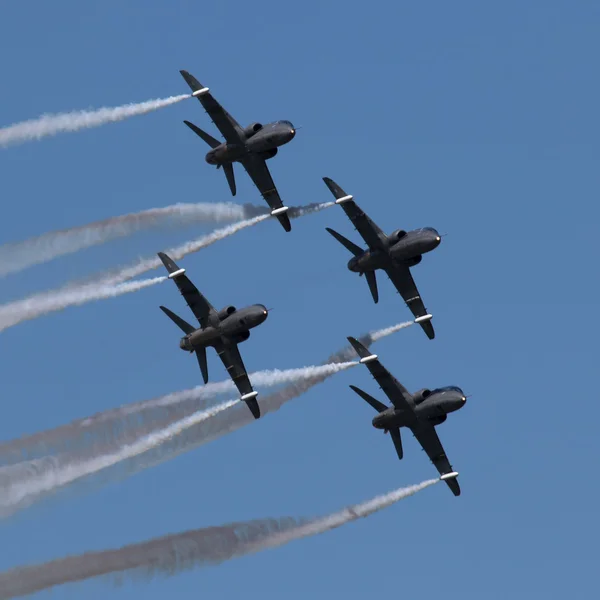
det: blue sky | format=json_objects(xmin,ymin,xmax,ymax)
[{"xmin": 0, "ymin": 1, "xmax": 598, "ymax": 598}]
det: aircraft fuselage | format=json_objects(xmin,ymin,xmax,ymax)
[
  {"xmin": 347, "ymin": 227, "xmax": 441, "ymax": 273},
  {"xmin": 179, "ymin": 304, "xmax": 268, "ymax": 351},
  {"xmin": 205, "ymin": 121, "xmax": 296, "ymax": 166},
  {"xmin": 372, "ymin": 386, "xmax": 466, "ymax": 430}
]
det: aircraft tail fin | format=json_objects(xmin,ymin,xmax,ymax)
[
  {"xmin": 325, "ymin": 227, "xmax": 364, "ymax": 256},
  {"xmin": 159, "ymin": 306, "xmax": 195, "ymax": 335},
  {"xmin": 349, "ymin": 385, "xmax": 388, "ymax": 413},
  {"xmin": 195, "ymin": 347, "xmax": 209, "ymax": 384},
  {"xmin": 222, "ymin": 162, "xmax": 236, "ymax": 196},
  {"xmin": 183, "ymin": 120, "xmax": 220, "ymax": 149}
]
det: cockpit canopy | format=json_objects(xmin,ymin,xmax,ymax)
[{"xmin": 437, "ymin": 385, "xmax": 464, "ymax": 394}]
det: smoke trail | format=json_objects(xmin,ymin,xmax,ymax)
[
  {"xmin": 0, "ymin": 202, "xmax": 333, "ymax": 333},
  {"xmin": 130, "ymin": 319, "xmax": 417, "ymax": 474},
  {"xmin": 0, "ymin": 276, "xmax": 167, "ymax": 332},
  {"xmin": 0, "ymin": 400, "xmax": 239, "ymax": 519},
  {"xmin": 0, "ymin": 478, "xmax": 438, "ymax": 598},
  {"xmin": 0, "ymin": 95, "xmax": 190, "ymax": 148},
  {"xmin": 0, "ymin": 362, "xmax": 358, "ymax": 517},
  {"xmin": 0, "ymin": 321, "xmax": 413, "ymax": 465},
  {"xmin": 0, "ymin": 215, "xmax": 269, "ymax": 332},
  {"xmin": 0, "ymin": 202, "xmax": 263, "ymax": 278}
]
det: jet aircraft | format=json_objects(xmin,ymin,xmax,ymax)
[
  {"xmin": 157, "ymin": 252, "xmax": 268, "ymax": 419},
  {"xmin": 180, "ymin": 69, "xmax": 296, "ymax": 232},
  {"xmin": 323, "ymin": 177, "xmax": 441, "ymax": 339},
  {"xmin": 347, "ymin": 336, "xmax": 466, "ymax": 496}
]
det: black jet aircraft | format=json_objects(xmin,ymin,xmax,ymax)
[
  {"xmin": 322, "ymin": 177, "xmax": 441, "ymax": 339},
  {"xmin": 180, "ymin": 69, "xmax": 296, "ymax": 232},
  {"xmin": 347, "ymin": 336, "xmax": 465, "ymax": 496},
  {"xmin": 157, "ymin": 252, "xmax": 268, "ymax": 419}
]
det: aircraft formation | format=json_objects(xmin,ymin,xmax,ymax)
[{"xmin": 157, "ymin": 70, "xmax": 469, "ymax": 496}]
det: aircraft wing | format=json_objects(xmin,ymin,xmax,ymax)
[
  {"xmin": 180, "ymin": 70, "xmax": 244, "ymax": 144},
  {"xmin": 411, "ymin": 424, "xmax": 461, "ymax": 496},
  {"xmin": 240, "ymin": 154, "xmax": 291, "ymax": 231},
  {"xmin": 214, "ymin": 339, "xmax": 260, "ymax": 419},
  {"xmin": 323, "ymin": 177, "xmax": 387, "ymax": 250},
  {"xmin": 384, "ymin": 265, "xmax": 435, "ymax": 339},
  {"xmin": 347, "ymin": 336, "xmax": 416, "ymax": 416},
  {"xmin": 158, "ymin": 252, "xmax": 216, "ymax": 328}
]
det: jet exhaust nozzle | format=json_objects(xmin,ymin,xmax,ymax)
[{"xmin": 440, "ymin": 472, "xmax": 459, "ymax": 481}]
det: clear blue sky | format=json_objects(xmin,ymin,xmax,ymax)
[{"xmin": 1, "ymin": 1, "xmax": 598, "ymax": 598}]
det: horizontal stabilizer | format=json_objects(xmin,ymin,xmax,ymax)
[
  {"xmin": 349, "ymin": 384, "xmax": 388, "ymax": 413},
  {"xmin": 365, "ymin": 270, "xmax": 379, "ymax": 304},
  {"xmin": 160, "ymin": 306, "xmax": 195, "ymax": 335},
  {"xmin": 183, "ymin": 120, "xmax": 220, "ymax": 149},
  {"xmin": 325, "ymin": 227, "xmax": 364, "ymax": 257},
  {"xmin": 389, "ymin": 428, "xmax": 403, "ymax": 460},
  {"xmin": 195, "ymin": 347, "xmax": 209, "ymax": 384},
  {"xmin": 223, "ymin": 162, "xmax": 236, "ymax": 196}
]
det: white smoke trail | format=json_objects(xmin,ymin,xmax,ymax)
[
  {"xmin": 0, "ymin": 322, "xmax": 412, "ymax": 465},
  {"xmin": 0, "ymin": 400, "xmax": 239, "ymax": 519},
  {"xmin": 0, "ymin": 362, "xmax": 358, "ymax": 518},
  {"xmin": 0, "ymin": 202, "xmax": 335, "ymax": 332},
  {"xmin": 0, "ymin": 276, "xmax": 167, "ymax": 332},
  {"xmin": 0, "ymin": 214, "xmax": 269, "ymax": 332},
  {"xmin": 244, "ymin": 478, "xmax": 440, "ymax": 553},
  {"xmin": 0, "ymin": 95, "xmax": 190, "ymax": 148},
  {"xmin": 0, "ymin": 202, "xmax": 254, "ymax": 278},
  {"xmin": 370, "ymin": 320, "xmax": 415, "ymax": 342},
  {"xmin": 0, "ymin": 478, "xmax": 438, "ymax": 598},
  {"xmin": 124, "ymin": 361, "xmax": 360, "ymax": 414}
]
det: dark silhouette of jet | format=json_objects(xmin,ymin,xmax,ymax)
[
  {"xmin": 323, "ymin": 177, "xmax": 441, "ymax": 339},
  {"xmin": 158, "ymin": 252, "xmax": 269, "ymax": 419},
  {"xmin": 180, "ymin": 69, "xmax": 296, "ymax": 232},
  {"xmin": 347, "ymin": 336, "xmax": 465, "ymax": 496}
]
